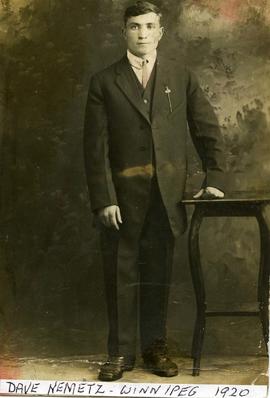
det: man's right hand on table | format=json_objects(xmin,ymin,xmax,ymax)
[{"xmin": 97, "ymin": 205, "xmax": 122, "ymax": 230}]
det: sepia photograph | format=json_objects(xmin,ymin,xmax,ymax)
[{"xmin": 0, "ymin": 0, "xmax": 269, "ymax": 396}]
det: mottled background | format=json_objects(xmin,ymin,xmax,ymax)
[{"xmin": 0, "ymin": 0, "xmax": 270, "ymax": 361}]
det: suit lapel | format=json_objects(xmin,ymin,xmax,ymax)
[
  {"xmin": 115, "ymin": 56, "xmax": 151, "ymax": 125},
  {"xmin": 151, "ymin": 56, "xmax": 171, "ymax": 122},
  {"xmin": 115, "ymin": 55, "xmax": 175, "ymax": 125}
]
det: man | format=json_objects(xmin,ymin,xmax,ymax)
[{"xmin": 84, "ymin": 1, "xmax": 225, "ymax": 381}]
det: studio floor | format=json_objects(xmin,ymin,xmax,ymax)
[{"xmin": 0, "ymin": 354, "xmax": 268, "ymax": 386}]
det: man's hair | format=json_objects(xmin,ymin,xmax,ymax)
[{"xmin": 124, "ymin": 1, "xmax": 162, "ymax": 25}]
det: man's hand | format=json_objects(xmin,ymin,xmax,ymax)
[
  {"xmin": 97, "ymin": 205, "xmax": 123, "ymax": 230},
  {"xmin": 193, "ymin": 187, "xmax": 224, "ymax": 199}
]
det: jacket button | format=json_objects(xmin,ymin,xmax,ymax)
[{"xmin": 143, "ymin": 99, "xmax": 148, "ymax": 104}]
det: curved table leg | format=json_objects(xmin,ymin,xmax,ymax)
[
  {"xmin": 189, "ymin": 206, "xmax": 206, "ymax": 376},
  {"xmin": 256, "ymin": 205, "xmax": 270, "ymax": 352}
]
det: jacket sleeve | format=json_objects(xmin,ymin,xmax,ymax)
[
  {"xmin": 83, "ymin": 73, "xmax": 118, "ymax": 212},
  {"xmin": 186, "ymin": 68, "xmax": 226, "ymax": 193}
]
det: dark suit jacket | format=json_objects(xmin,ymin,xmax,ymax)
[{"xmin": 84, "ymin": 54, "xmax": 225, "ymax": 238}]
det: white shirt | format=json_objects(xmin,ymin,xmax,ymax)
[{"xmin": 127, "ymin": 50, "xmax": 157, "ymax": 87}]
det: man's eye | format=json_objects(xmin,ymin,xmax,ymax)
[
  {"xmin": 130, "ymin": 25, "xmax": 138, "ymax": 30},
  {"xmin": 147, "ymin": 25, "xmax": 155, "ymax": 29}
]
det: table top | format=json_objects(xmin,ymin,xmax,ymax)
[{"xmin": 182, "ymin": 191, "xmax": 270, "ymax": 205}]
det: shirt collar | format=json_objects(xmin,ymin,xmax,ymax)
[{"xmin": 127, "ymin": 49, "xmax": 157, "ymax": 70}]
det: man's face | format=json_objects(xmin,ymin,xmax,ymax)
[{"xmin": 123, "ymin": 12, "xmax": 164, "ymax": 58}]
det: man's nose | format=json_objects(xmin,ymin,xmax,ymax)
[{"xmin": 138, "ymin": 26, "xmax": 148, "ymax": 38}]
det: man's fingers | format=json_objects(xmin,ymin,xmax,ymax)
[
  {"xmin": 103, "ymin": 211, "xmax": 111, "ymax": 228},
  {"xmin": 116, "ymin": 207, "xmax": 122, "ymax": 224},
  {"xmin": 109, "ymin": 210, "xmax": 119, "ymax": 230},
  {"xmin": 193, "ymin": 189, "xmax": 204, "ymax": 199},
  {"xmin": 193, "ymin": 187, "xmax": 224, "ymax": 200},
  {"xmin": 97, "ymin": 205, "xmax": 122, "ymax": 229},
  {"xmin": 206, "ymin": 187, "xmax": 225, "ymax": 198},
  {"xmin": 99, "ymin": 209, "xmax": 111, "ymax": 227}
]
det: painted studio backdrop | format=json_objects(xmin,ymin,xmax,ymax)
[{"xmin": 0, "ymin": 0, "xmax": 270, "ymax": 362}]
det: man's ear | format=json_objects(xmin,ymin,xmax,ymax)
[
  {"xmin": 122, "ymin": 27, "xmax": 127, "ymax": 40},
  {"xmin": 159, "ymin": 26, "xmax": 164, "ymax": 39}
]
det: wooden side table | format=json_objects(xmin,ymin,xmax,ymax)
[{"xmin": 182, "ymin": 195, "xmax": 270, "ymax": 376}]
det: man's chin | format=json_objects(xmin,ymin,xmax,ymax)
[{"xmin": 129, "ymin": 46, "xmax": 156, "ymax": 58}]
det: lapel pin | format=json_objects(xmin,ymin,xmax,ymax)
[{"xmin": 165, "ymin": 86, "xmax": 172, "ymax": 113}]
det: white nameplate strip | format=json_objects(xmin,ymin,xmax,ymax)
[{"xmin": 0, "ymin": 380, "xmax": 268, "ymax": 398}]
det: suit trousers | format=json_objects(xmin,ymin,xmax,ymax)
[{"xmin": 100, "ymin": 176, "xmax": 174, "ymax": 360}]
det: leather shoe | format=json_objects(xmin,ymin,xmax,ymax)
[
  {"xmin": 143, "ymin": 353, "xmax": 178, "ymax": 377},
  {"xmin": 98, "ymin": 356, "xmax": 134, "ymax": 381}
]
